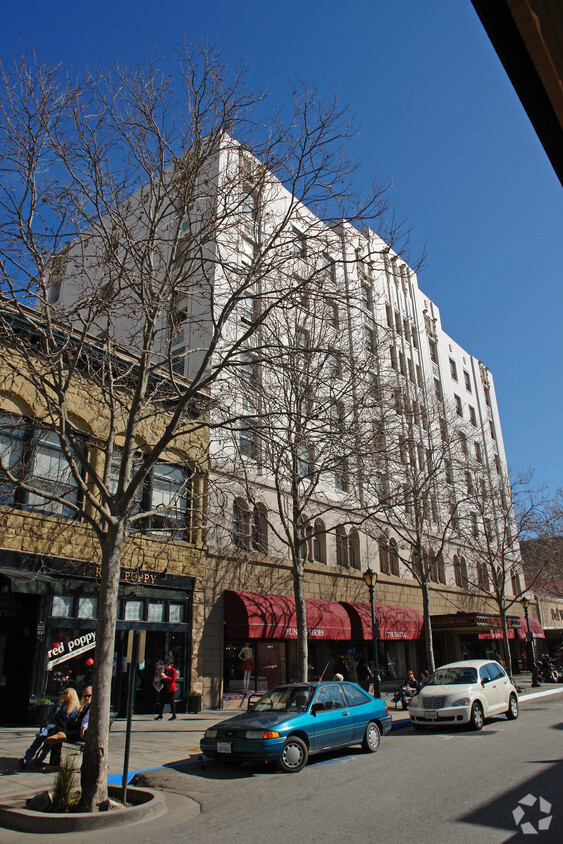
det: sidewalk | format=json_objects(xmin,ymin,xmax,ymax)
[{"xmin": 0, "ymin": 675, "xmax": 561, "ymax": 809}]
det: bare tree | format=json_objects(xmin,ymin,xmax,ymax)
[
  {"xmin": 0, "ymin": 48, "xmax": 397, "ymax": 809},
  {"xmin": 456, "ymin": 463, "xmax": 550, "ymax": 674},
  {"xmin": 521, "ymin": 489, "xmax": 563, "ymax": 599},
  {"xmin": 210, "ymin": 236, "xmax": 384, "ymax": 681}
]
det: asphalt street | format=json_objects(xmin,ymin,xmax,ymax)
[{"xmin": 0, "ymin": 683, "xmax": 561, "ymax": 843}]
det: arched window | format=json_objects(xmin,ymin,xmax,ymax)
[
  {"xmin": 388, "ymin": 538, "xmax": 399, "ymax": 576},
  {"xmin": 313, "ymin": 519, "xmax": 326, "ymax": 563},
  {"xmin": 335, "ymin": 526, "xmax": 348, "ymax": 567},
  {"xmin": 460, "ymin": 556, "xmax": 468, "ymax": 586},
  {"xmin": 453, "ymin": 554, "xmax": 462, "ymax": 587},
  {"xmin": 412, "ymin": 549, "xmax": 423, "ymax": 578},
  {"xmin": 251, "ymin": 503, "xmax": 268, "ymax": 553},
  {"xmin": 478, "ymin": 561, "xmax": 490, "ymax": 591},
  {"xmin": 378, "ymin": 536, "xmax": 389, "ymax": 574},
  {"xmin": 232, "ymin": 497, "xmax": 250, "ymax": 549},
  {"xmin": 428, "ymin": 549, "xmax": 437, "ymax": 582},
  {"xmin": 510, "ymin": 569, "xmax": 521, "ymax": 595},
  {"xmin": 436, "ymin": 551, "xmax": 446, "ymax": 584},
  {"xmin": 348, "ymin": 529, "xmax": 361, "ymax": 570}
]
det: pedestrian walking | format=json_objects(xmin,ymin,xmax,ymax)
[{"xmin": 161, "ymin": 658, "xmax": 178, "ymax": 720}]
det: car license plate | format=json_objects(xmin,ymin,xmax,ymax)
[
  {"xmin": 217, "ymin": 741, "xmax": 232, "ymax": 754},
  {"xmin": 425, "ymin": 710, "xmax": 437, "ymax": 720}
]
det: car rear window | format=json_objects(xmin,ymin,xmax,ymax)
[{"xmin": 342, "ymin": 683, "xmax": 372, "ymax": 706}]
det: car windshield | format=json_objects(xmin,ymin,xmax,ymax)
[
  {"xmin": 252, "ymin": 686, "xmax": 313, "ymax": 712},
  {"xmin": 427, "ymin": 667, "xmax": 478, "ymax": 686}
]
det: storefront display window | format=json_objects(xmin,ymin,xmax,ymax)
[
  {"xmin": 169, "ymin": 603, "xmax": 184, "ymax": 623},
  {"xmin": 124, "ymin": 600, "xmax": 144, "ymax": 621},
  {"xmin": 52, "ymin": 595, "xmax": 73, "ymax": 617},
  {"xmin": 77, "ymin": 596, "xmax": 97, "ymax": 618},
  {"xmin": 147, "ymin": 601, "xmax": 164, "ymax": 622}
]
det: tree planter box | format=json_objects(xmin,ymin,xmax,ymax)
[
  {"xmin": 187, "ymin": 694, "xmax": 201, "ymax": 714},
  {"xmin": 0, "ymin": 786, "xmax": 168, "ymax": 834}
]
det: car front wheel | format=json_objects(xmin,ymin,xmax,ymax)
[
  {"xmin": 362, "ymin": 721, "xmax": 381, "ymax": 752},
  {"xmin": 278, "ymin": 736, "xmax": 308, "ymax": 773},
  {"xmin": 470, "ymin": 701, "xmax": 484, "ymax": 731},
  {"xmin": 506, "ymin": 693, "xmax": 519, "ymax": 720}
]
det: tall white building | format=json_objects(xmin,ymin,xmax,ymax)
[{"xmin": 48, "ymin": 137, "xmax": 528, "ymax": 705}]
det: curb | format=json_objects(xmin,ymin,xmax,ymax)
[{"xmin": 0, "ymin": 785, "xmax": 166, "ymax": 834}]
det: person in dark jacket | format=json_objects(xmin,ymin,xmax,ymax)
[{"xmin": 356, "ymin": 659, "xmax": 373, "ymax": 692}]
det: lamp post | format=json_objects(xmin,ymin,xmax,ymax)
[
  {"xmin": 363, "ymin": 567, "xmax": 381, "ymax": 698},
  {"xmin": 521, "ymin": 597, "xmax": 541, "ymax": 687}
]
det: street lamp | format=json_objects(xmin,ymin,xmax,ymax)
[
  {"xmin": 521, "ymin": 597, "xmax": 541, "ymax": 687},
  {"xmin": 363, "ymin": 567, "xmax": 381, "ymax": 698}
]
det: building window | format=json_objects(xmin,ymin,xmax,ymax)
[
  {"xmin": 449, "ymin": 358, "xmax": 458, "ymax": 381},
  {"xmin": 348, "ymin": 529, "xmax": 361, "ymax": 570},
  {"xmin": 147, "ymin": 601, "xmax": 165, "ymax": 622},
  {"xmin": 365, "ymin": 326, "xmax": 376, "ymax": 353},
  {"xmin": 335, "ymin": 526, "xmax": 348, "ymax": 567},
  {"xmin": 464, "ymin": 370, "xmax": 472, "ymax": 392},
  {"xmin": 148, "ymin": 462, "xmax": 191, "ymax": 537},
  {"xmin": 232, "ymin": 497, "xmax": 251, "ymax": 549},
  {"xmin": 390, "ymin": 346, "xmax": 397, "ymax": 369},
  {"xmin": 477, "ymin": 562, "xmax": 490, "ymax": 591},
  {"xmin": 389, "ymin": 538, "xmax": 399, "ymax": 576},
  {"xmin": 510, "ymin": 570, "xmax": 521, "ymax": 595},
  {"xmin": 77, "ymin": 597, "xmax": 97, "ymax": 619},
  {"xmin": 52, "ymin": 595, "xmax": 73, "ymax": 617},
  {"xmin": 361, "ymin": 284, "xmax": 373, "ymax": 312},
  {"xmin": 429, "ymin": 341, "xmax": 438, "ymax": 364},
  {"xmin": 474, "ymin": 441, "xmax": 483, "ymax": 463},
  {"xmin": 169, "ymin": 603, "xmax": 184, "ymax": 624},
  {"xmin": 453, "ymin": 555, "xmax": 468, "ymax": 587},
  {"xmin": 460, "ymin": 431, "xmax": 468, "ymax": 457},
  {"xmin": 484, "ymin": 388, "xmax": 492, "ymax": 409},
  {"xmin": 469, "ymin": 405, "xmax": 477, "ymax": 427},
  {"xmin": 241, "ymin": 186, "xmax": 258, "ymax": 236},
  {"xmin": 386, "ymin": 303, "xmax": 393, "ymax": 329},
  {"xmin": 434, "ymin": 378, "xmax": 443, "ymax": 403},
  {"xmin": 489, "ymin": 420, "xmax": 497, "ymax": 441},
  {"xmin": 454, "ymin": 394, "xmax": 463, "ymax": 417},
  {"xmin": 251, "ymin": 503, "xmax": 268, "ymax": 553},
  {"xmin": 292, "ymin": 227, "xmax": 307, "ymax": 258},
  {"xmin": 334, "ymin": 457, "xmax": 349, "ymax": 492},
  {"xmin": 313, "ymin": 519, "xmax": 326, "ymax": 563},
  {"xmin": 378, "ymin": 536, "xmax": 389, "ymax": 574},
  {"xmin": 124, "ymin": 600, "xmax": 144, "ymax": 621}
]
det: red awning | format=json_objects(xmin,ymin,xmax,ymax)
[
  {"xmin": 516, "ymin": 616, "xmax": 545, "ymax": 639},
  {"xmin": 341, "ymin": 601, "xmax": 424, "ymax": 641},
  {"xmin": 224, "ymin": 590, "xmax": 353, "ymax": 641}
]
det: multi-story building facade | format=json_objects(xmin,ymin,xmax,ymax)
[
  {"xmin": 0, "ymin": 306, "xmax": 207, "ymax": 723},
  {"xmin": 30, "ymin": 137, "xmax": 538, "ymax": 710}
]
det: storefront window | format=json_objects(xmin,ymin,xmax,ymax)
[
  {"xmin": 169, "ymin": 603, "xmax": 184, "ymax": 623},
  {"xmin": 147, "ymin": 601, "xmax": 164, "ymax": 622},
  {"xmin": 77, "ymin": 596, "xmax": 97, "ymax": 618},
  {"xmin": 124, "ymin": 600, "xmax": 144, "ymax": 621},
  {"xmin": 52, "ymin": 595, "xmax": 73, "ymax": 617}
]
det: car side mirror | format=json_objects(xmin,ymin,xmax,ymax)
[
  {"xmin": 481, "ymin": 677, "xmax": 489, "ymax": 686},
  {"xmin": 311, "ymin": 703, "xmax": 323, "ymax": 716}
]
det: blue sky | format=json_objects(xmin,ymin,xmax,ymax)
[{"xmin": 3, "ymin": 1, "xmax": 562, "ymax": 493}]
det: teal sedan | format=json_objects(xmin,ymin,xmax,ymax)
[{"xmin": 200, "ymin": 681, "xmax": 392, "ymax": 772}]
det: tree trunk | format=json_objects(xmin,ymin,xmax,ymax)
[
  {"xmin": 420, "ymin": 578, "xmax": 435, "ymax": 673},
  {"xmin": 292, "ymin": 557, "xmax": 308, "ymax": 682},
  {"xmin": 79, "ymin": 524, "xmax": 126, "ymax": 811},
  {"xmin": 500, "ymin": 611, "xmax": 513, "ymax": 677}
]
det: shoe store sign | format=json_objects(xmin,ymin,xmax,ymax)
[{"xmin": 47, "ymin": 632, "xmax": 96, "ymax": 669}]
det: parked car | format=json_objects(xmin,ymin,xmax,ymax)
[
  {"xmin": 200, "ymin": 681, "xmax": 392, "ymax": 772},
  {"xmin": 408, "ymin": 659, "xmax": 519, "ymax": 731}
]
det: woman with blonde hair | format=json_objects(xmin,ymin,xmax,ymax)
[{"xmin": 19, "ymin": 687, "xmax": 79, "ymax": 769}]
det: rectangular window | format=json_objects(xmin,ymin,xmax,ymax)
[
  {"xmin": 169, "ymin": 603, "xmax": 184, "ymax": 624},
  {"xmin": 474, "ymin": 441, "xmax": 483, "ymax": 462},
  {"xmin": 416, "ymin": 365, "xmax": 423, "ymax": 387},
  {"xmin": 464, "ymin": 370, "xmax": 472, "ymax": 392},
  {"xmin": 147, "ymin": 601, "xmax": 164, "ymax": 622},
  {"xmin": 124, "ymin": 600, "xmax": 144, "ymax": 621},
  {"xmin": 362, "ymin": 284, "xmax": 373, "ymax": 311},
  {"xmin": 390, "ymin": 346, "xmax": 397, "ymax": 369},
  {"xmin": 469, "ymin": 405, "xmax": 477, "ymax": 427},
  {"xmin": 411, "ymin": 328, "xmax": 418, "ymax": 350},
  {"xmin": 429, "ymin": 341, "xmax": 438, "ymax": 364},
  {"xmin": 484, "ymin": 388, "xmax": 492, "ymax": 408},
  {"xmin": 292, "ymin": 227, "xmax": 307, "ymax": 258},
  {"xmin": 52, "ymin": 595, "xmax": 73, "ymax": 617},
  {"xmin": 408, "ymin": 358, "xmax": 415, "ymax": 384},
  {"xmin": 26, "ymin": 431, "xmax": 81, "ymax": 518},
  {"xmin": 489, "ymin": 420, "xmax": 497, "ymax": 440},
  {"xmin": 365, "ymin": 326, "xmax": 375, "ymax": 353},
  {"xmin": 394, "ymin": 311, "xmax": 402, "ymax": 334},
  {"xmin": 386, "ymin": 303, "xmax": 393, "ymax": 329},
  {"xmin": 399, "ymin": 351, "xmax": 406, "ymax": 377},
  {"xmin": 449, "ymin": 358, "xmax": 458, "ymax": 381},
  {"xmin": 149, "ymin": 462, "xmax": 189, "ymax": 536},
  {"xmin": 454, "ymin": 394, "xmax": 463, "ymax": 417},
  {"xmin": 241, "ymin": 187, "xmax": 258, "ymax": 235},
  {"xmin": 434, "ymin": 378, "xmax": 443, "ymax": 403},
  {"xmin": 334, "ymin": 458, "xmax": 349, "ymax": 492},
  {"xmin": 77, "ymin": 596, "xmax": 97, "ymax": 619}
]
